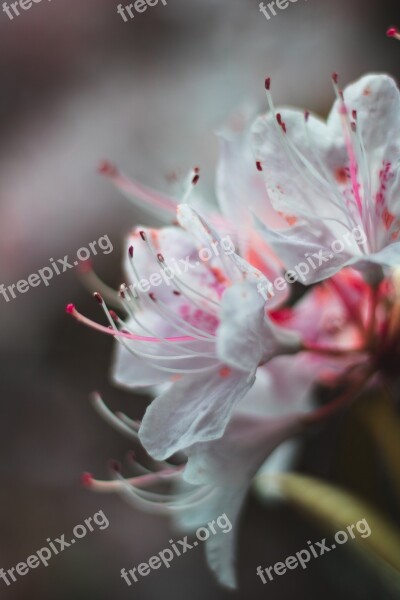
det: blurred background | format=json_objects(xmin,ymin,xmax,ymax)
[{"xmin": 1, "ymin": 0, "xmax": 400, "ymax": 598}]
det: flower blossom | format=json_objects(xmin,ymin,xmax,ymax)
[
  {"xmin": 253, "ymin": 74, "xmax": 400, "ymax": 283},
  {"xmin": 69, "ymin": 71, "xmax": 400, "ymax": 590}
]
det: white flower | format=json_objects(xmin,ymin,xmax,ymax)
[
  {"xmin": 111, "ymin": 204, "xmax": 302, "ymax": 460},
  {"xmin": 252, "ymin": 74, "xmax": 400, "ymax": 282}
]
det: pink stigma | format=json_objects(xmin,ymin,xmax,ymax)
[
  {"xmin": 66, "ymin": 303, "xmax": 75, "ymax": 314},
  {"xmin": 98, "ymin": 160, "xmax": 118, "ymax": 177},
  {"xmin": 387, "ymin": 27, "xmax": 398, "ymax": 37},
  {"xmin": 80, "ymin": 472, "xmax": 94, "ymax": 488}
]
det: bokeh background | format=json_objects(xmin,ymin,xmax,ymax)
[{"xmin": 1, "ymin": 0, "xmax": 400, "ymax": 598}]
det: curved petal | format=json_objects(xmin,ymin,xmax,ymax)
[
  {"xmin": 217, "ymin": 282, "xmax": 301, "ymax": 372},
  {"xmin": 179, "ymin": 413, "xmax": 304, "ymax": 588},
  {"xmin": 139, "ymin": 367, "xmax": 256, "ymax": 460}
]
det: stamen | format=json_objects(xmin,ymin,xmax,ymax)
[
  {"xmin": 66, "ymin": 304, "xmax": 195, "ymax": 343},
  {"xmin": 98, "ymin": 160, "xmax": 177, "ymax": 217},
  {"xmin": 331, "ymin": 75, "xmax": 364, "ymax": 221},
  {"xmin": 264, "ymin": 79, "xmax": 352, "ymax": 227},
  {"xmin": 78, "ymin": 262, "xmax": 122, "ymax": 308},
  {"xmin": 387, "ymin": 27, "xmax": 400, "ymax": 41},
  {"xmin": 86, "ymin": 466, "xmax": 184, "ymax": 493},
  {"xmin": 182, "ymin": 167, "xmax": 201, "ymax": 203},
  {"xmin": 99, "ymin": 294, "xmax": 218, "ymax": 372},
  {"xmin": 91, "ymin": 392, "xmax": 139, "ymax": 440}
]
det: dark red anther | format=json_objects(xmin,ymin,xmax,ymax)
[
  {"xmin": 304, "ymin": 111, "xmax": 310, "ymax": 122},
  {"xmin": 276, "ymin": 113, "xmax": 286, "ymax": 133},
  {"xmin": 109, "ymin": 310, "xmax": 118, "ymax": 322},
  {"xmin": 128, "ymin": 246, "xmax": 134, "ymax": 258},
  {"xmin": 149, "ymin": 293, "xmax": 156, "ymax": 302},
  {"xmin": 265, "ymin": 77, "xmax": 271, "ymax": 91},
  {"xmin": 173, "ymin": 290, "xmax": 181, "ymax": 296},
  {"xmin": 139, "ymin": 231, "xmax": 146, "ymax": 241},
  {"xmin": 192, "ymin": 174, "xmax": 200, "ymax": 185},
  {"xmin": 256, "ymin": 161, "xmax": 263, "ymax": 172},
  {"xmin": 157, "ymin": 253, "xmax": 165, "ymax": 263},
  {"xmin": 194, "ymin": 166, "xmax": 200, "ymax": 174},
  {"xmin": 93, "ymin": 292, "xmax": 103, "ymax": 304},
  {"xmin": 352, "ymin": 110, "xmax": 357, "ymax": 120},
  {"xmin": 332, "ymin": 72, "xmax": 339, "ymax": 85}
]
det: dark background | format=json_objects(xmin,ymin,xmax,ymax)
[{"xmin": 1, "ymin": 0, "xmax": 400, "ymax": 598}]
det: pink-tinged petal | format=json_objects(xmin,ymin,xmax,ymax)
[
  {"xmin": 123, "ymin": 225, "xmax": 222, "ymax": 306},
  {"xmin": 277, "ymin": 269, "xmax": 366, "ymax": 348},
  {"xmin": 177, "ymin": 203, "xmax": 278, "ymax": 290},
  {"xmin": 217, "ymin": 282, "xmax": 300, "ymax": 373},
  {"xmin": 139, "ymin": 367, "xmax": 255, "ymax": 460}
]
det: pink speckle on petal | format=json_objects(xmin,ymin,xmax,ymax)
[
  {"xmin": 335, "ymin": 167, "xmax": 348, "ymax": 185},
  {"xmin": 219, "ymin": 366, "xmax": 231, "ymax": 378}
]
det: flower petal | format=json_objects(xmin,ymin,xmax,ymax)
[
  {"xmin": 180, "ymin": 413, "xmax": 304, "ymax": 588},
  {"xmin": 217, "ymin": 282, "xmax": 301, "ymax": 372},
  {"xmin": 139, "ymin": 367, "xmax": 255, "ymax": 460}
]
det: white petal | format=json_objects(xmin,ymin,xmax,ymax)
[
  {"xmin": 180, "ymin": 413, "xmax": 303, "ymax": 588},
  {"xmin": 216, "ymin": 126, "xmax": 287, "ymax": 232},
  {"xmin": 328, "ymin": 74, "xmax": 400, "ymax": 159},
  {"xmin": 217, "ymin": 282, "xmax": 300, "ymax": 372},
  {"xmin": 139, "ymin": 367, "xmax": 255, "ymax": 460}
]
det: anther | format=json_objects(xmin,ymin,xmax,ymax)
[{"xmin": 93, "ymin": 292, "xmax": 103, "ymax": 304}]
